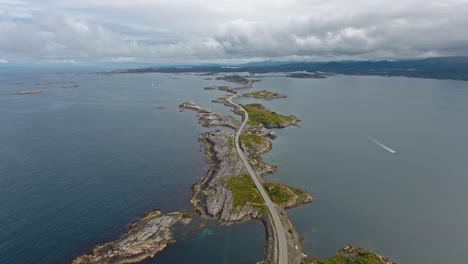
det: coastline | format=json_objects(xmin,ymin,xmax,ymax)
[{"xmin": 71, "ymin": 74, "xmax": 393, "ymax": 264}]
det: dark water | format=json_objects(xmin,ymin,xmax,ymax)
[
  {"xmin": 1, "ymin": 66, "xmax": 467, "ymax": 264},
  {"xmin": 0, "ymin": 66, "xmax": 263, "ymax": 264},
  {"xmin": 237, "ymin": 75, "xmax": 468, "ymax": 264}
]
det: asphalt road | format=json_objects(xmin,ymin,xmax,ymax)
[{"xmin": 228, "ymin": 94, "xmax": 288, "ymax": 264}]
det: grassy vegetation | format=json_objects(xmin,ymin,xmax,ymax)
[
  {"xmin": 227, "ymin": 139, "xmax": 235, "ymax": 148},
  {"xmin": 216, "ymin": 75, "xmax": 249, "ymax": 84},
  {"xmin": 240, "ymin": 134, "xmax": 267, "ymax": 153},
  {"xmin": 264, "ymin": 183, "xmax": 311, "ymax": 206},
  {"xmin": 264, "ymin": 183, "xmax": 294, "ymax": 204},
  {"xmin": 245, "ymin": 90, "xmax": 286, "ymax": 100},
  {"xmin": 319, "ymin": 252, "xmax": 382, "ymax": 264},
  {"xmin": 251, "ymin": 157, "xmax": 268, "ymax": 170},
  {"xmin": 226, "ymin": 174, "xmax": 264, "ymax": 208},
  {"xmin": 291, "ymin": 187, "xmax": 312, "ymax": 204},
  {"xmin": 243, "ymin": 103, "xmax": 296, "ymax": 127},
  {"xmin": 141, "ymin": 210, "xmax": 162, "ymax": 221}
]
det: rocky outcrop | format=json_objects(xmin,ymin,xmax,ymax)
[
  {"xmin": 179, "ymin": 101, "xmax": 212, "ymax": 113},
  {"xmin": 179, "ymin": 102, "xmax": 240, "ymax": 130},
  {"xmin": 71, "ymin": 210, "xmax": 191, "ymax": 264},
  {"xmin": 250, "ymin": 157, "xmax": 277, "ymax": 176},
  {"xmin": 216, "ymin": 75, "xmax": 250, "ymax": 85},
  {"xmin": 303, "ymin": 245, "xmax": 397, "ymax": 264},
  {"xmin": 264, "ymin": 183, "xmax": 314, "ymax": 210},
  {"xmin": 243, "ymin": 90, "xmax": 287, "ymax": 100},
  {"xmin": 181, "ymin": 103, "xmax": 263, "ymax": 223},
  {"xmin": 236, "ymin": 103, "xmax": 300, "ymax": 129},
  {"xmin": 204, "ymin": 85, "xmax": 235, "ymax": 93},
  {"xmin": 192, "ymin": 130, "xmax": 263, "ymax": 223}
]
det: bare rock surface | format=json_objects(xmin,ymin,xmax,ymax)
[
  {"xmin": 72, "ymin": 210, "xmax": 191, "ymax": 264},
  {"xmin": 179, "ymin": 101, "xmax": 240, "ymax": 130},
  {"xmin": 192, "ymin": 129, "xmax": 262, "ymax": 223}
]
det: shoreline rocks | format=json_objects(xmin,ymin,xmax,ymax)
[
  {"xmin": 71, "ymin": 210, "xmax": 191, "ymax": 264},
  {"xmin": 243, "ymin": 90, "xmax": 287, "ymax": 100},
  {"xmin": 191, "ymin": 129, "xmax": 262, "ymax": 223},
  {"xmin": 179, "ymin": 102, "xmax": 240, "ymax": 130}
]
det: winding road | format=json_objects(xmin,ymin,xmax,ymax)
[{"xmin": 227, "ymin": 94, "xmax": 289, "ymax": 264}]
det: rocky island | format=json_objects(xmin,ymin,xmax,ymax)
[
  {"xmin": 72, "ymin": 210, "xmax": 191, "ymax": 264},
  {"xmin": 239, "ymin": 103, "xmax": 299, "ymax": 128},
  {"xmin": 243, "ymin": 90, "xmax": 287, "ymax": 100},
  {"xmin": 178, "ymin": 101, "xmax": 312, "ymax": 224},
  {"xmin": 216, "ymin": 74, "xmax": 251, "ymax": 84},
  {"xmin": 308, "ymin": 245, "xmax": 396, "ymax": 264},
  {"xmin": 286, "ymin": 72, "xmax": 327, "ymax": 79}
]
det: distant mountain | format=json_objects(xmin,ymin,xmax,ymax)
[
  {"xmin": 238, "ymin": 60, "xmax": 295, "ymax": 67},
  {"xmin": 115, "ymin": 57, "xmax": 468, "ymax": 81}
]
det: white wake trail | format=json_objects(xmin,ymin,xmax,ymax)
[{"xmin": 367, "ymin": 136, "xmax": 397, "ymax": 154}]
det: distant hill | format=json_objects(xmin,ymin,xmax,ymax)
[{"xmin": 115, "ymin": 57, "xmax": 468, "ymax": 81}]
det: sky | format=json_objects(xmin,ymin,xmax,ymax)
[{"xmin": 1, "ymin": 0, "xmax": 468, "ymax": 63}]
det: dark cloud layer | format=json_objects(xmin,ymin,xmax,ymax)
[{"xmin": 1, "ymin": 0, "xmax": 467, "ymax": 62}]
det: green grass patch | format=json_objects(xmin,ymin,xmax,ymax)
[
  {"xmin": 226, "ymin": 174, "xmax": 264, "ymax": 208},
  {"xmin": 319, "ymin": 252, "xmax": 382, "ymax": 264},
  {"xmin": 246, "ymin": 90, "xmax": 285, "ymax": 100},
  {"xmin": 240, "ymin": 134, "xmax": 266, "ymax": 153},
  {"xmin": 243, "ymin": 103, "xmax": 296, "ymax": 127},
  {"xmin": 227, "ymin": 139, "xmax": 234, "ymax": 147},
  {"xmin": 264, "ymin": 183, "xmax": 294, "ymax": 204},
  {"xmin": 290, "ymin": 187, "xmax": 311, "ymax": 203}
]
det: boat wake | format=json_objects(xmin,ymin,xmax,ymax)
[{"xmin": 367, "ymin": 136, "xmax": 397, "ymax": 154}]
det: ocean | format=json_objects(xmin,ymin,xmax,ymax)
[{"xmin": 1, "ymin": 65, "xmax": 467, "ymax": 263}]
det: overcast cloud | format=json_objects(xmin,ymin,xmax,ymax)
[{"xmin": 1, "ymin": 0, "xmax": 468, "ymax": 62}]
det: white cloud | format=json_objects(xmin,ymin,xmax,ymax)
[{"xmin": 0, "ymin": 0, "xmax": 468, "ymax": 62}]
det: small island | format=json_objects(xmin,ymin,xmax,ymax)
[
  {"xmin": 62, "ymin": 84, "xmax": 80, "ymax": 88},
  {"xmin": 244, "ymin": 90, "xmax": 286, "ymax": 100},
  {"xmin": 203, "ymin": 85, "xmax": 233, "ymax": 92},
  {"xmin": 72, "ymin": 210, "xmax": 191, "ymax": 264},
  {"xmin": 216, "ymin": 74, "xmax": 251, "ymax": 84},
  {"xmin": 13, "ymin": 90, "xmax": 42, "ymax": 95},
  {"xmin": 308, "ymin": 245, "xmax": 396, "ymax": 264},
  {"xmin": 286, "ymin": 72, "xmax": 327, "ymax": 79},
  {"xmin": 241, "ymin": 103, "xmax": 299, "ymax": 128}
]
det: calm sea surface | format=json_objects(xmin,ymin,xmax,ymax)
[{"xmin": 1, "ymin": 65, "xmax": 467, "ymax": 263}]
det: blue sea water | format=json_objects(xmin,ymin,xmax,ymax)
[
  {"xmin": 238, "ymin": 75, "xmax": 468, "ymax": 263},
  {"xmin": 1, "ymin": 65, "xmax": 468, "ymax": 264},
  {"xmin": 0, "ymin": 65, "xmax": 263, "ymax": 264}
]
